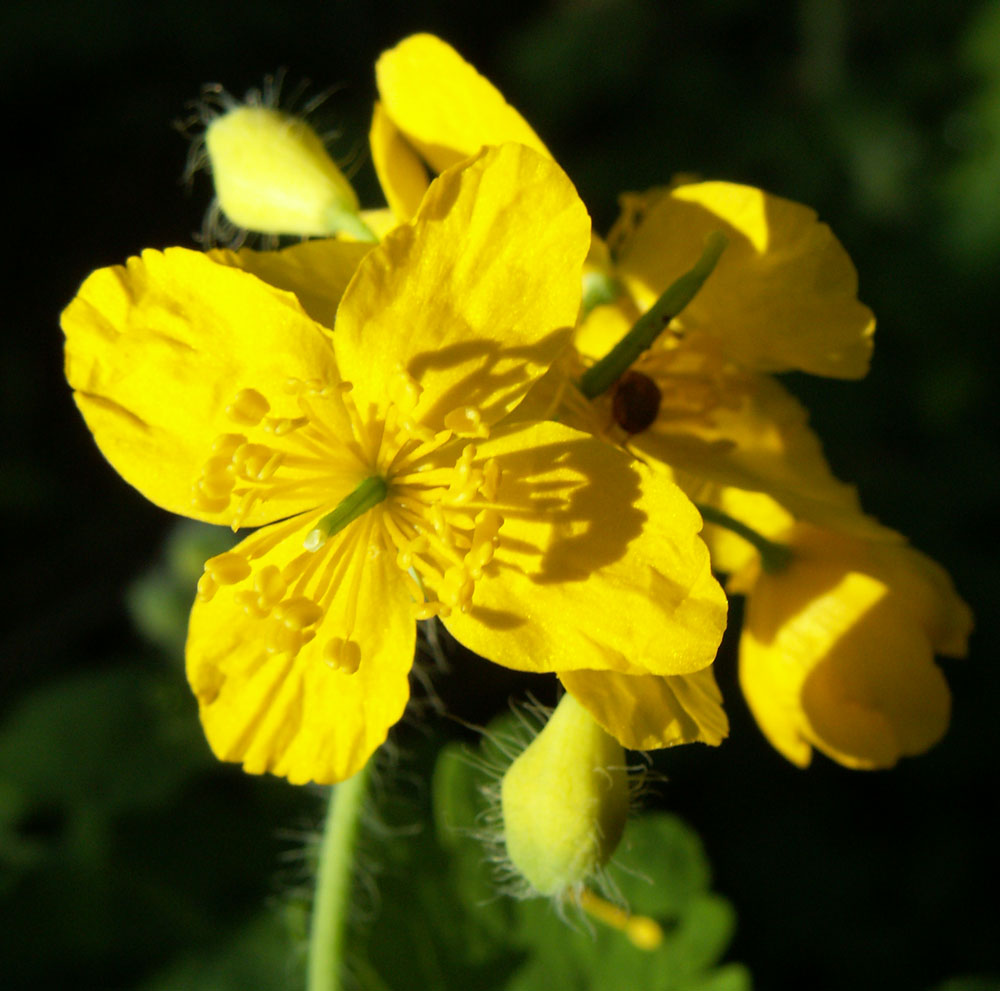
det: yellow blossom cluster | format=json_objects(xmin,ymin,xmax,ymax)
[{"xmin": 62, "ymin": 33, "xmax": 971, "ymax": 795}]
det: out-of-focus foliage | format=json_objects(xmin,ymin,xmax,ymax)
[{"xmin": 353, "ymin": 735, "xmax": 750, "ymax": 991}]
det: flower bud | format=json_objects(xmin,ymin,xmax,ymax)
[
  {"xmin": 501, "ymin": 692, "xmax": 629, "ymax": 896},
  {"xmin": 205, "ymin": 106, "xmax": 374, "ymax": 240}
]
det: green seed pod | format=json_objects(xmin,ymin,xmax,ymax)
[{"xmin": 501, "ymin": 693, "xmax": 629, "ymax": 896}]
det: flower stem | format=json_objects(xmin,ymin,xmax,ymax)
[
  {"xmin": 307, "ymin": 765, "xmax": 371, "ymax": 991},
  {"xmin": 577, "ymin": 231, "xmax": 728, "ymax": 400},
  {"xmin": 696, "ymin": 503, "xmax": 793, "ymax": 573}
]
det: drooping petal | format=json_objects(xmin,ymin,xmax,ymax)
[
  {"xmin": 799, "ymin": 597, "xmax": 951, "ymax": 768},
  {"xmin": 370, "ymin": 101, "xmax": 431, "ymax": 222},
  {"xmin": 210, "ymin": 238, "xmax": 373, "ymax": 332},
  {"xmin": 186, "ymin": 511, "xmax": 415, "ymax": 784},
  {"xmin": 560, "ymin": 666, "xmax": 729, "ymax": 750},
  {"xmin": 62, "ymin": 247, "xmax": 341, "ymax": 525},
  {"xmin": 441, "ymin": 420, "xmax": 727, "ymax": 677},
  {"xmin": 737, "ymin": 525, "xmax": 969, "ymax": 769},
  {"xmin": 334, "ymin": 144, "xmax": 591, "ymax": 433},
  {"xmin": 375, "ymin": 33, "xmax": 550, "ymax": 176},
  {"xmin": 615, "ymin": 182, "xmax": 875, "ymax": 379}
]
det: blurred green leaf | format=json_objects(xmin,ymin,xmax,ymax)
[
  {"xmin": 933, "ymin": 979, "xmax": 1000, "ymax": 991},
  {"xmin": 127, "ymin": 520, "xmax": 237, "ymax": 657},
  {"xmin": 136, "ymin": 908, "xmax": 305, "ymax": 991},
  {"xmin": 0, "ymin": 666, "xmax": 208, "ymax": 821}
]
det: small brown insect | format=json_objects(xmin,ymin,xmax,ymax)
[{"xmin": 611, "ymin": 370, "xmax": 662, "ymax": 434}]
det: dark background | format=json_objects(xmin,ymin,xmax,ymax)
[{"xmin": 2, "ymin": 1, "xmax": 998, "ymax": 988}]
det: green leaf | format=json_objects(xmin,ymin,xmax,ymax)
[
  {"xmin": 127, "ymin": 520, "xmax": 237, "ymax": 657},
  {"xmin": 136, "ymin": 909, "xmax": 304, "ymax": 991}
]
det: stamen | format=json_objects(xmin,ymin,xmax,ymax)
[
  {"xmin": 391, "ymin": 364, "xmax": 422, "ymax": 413},
  {"xmin": 226, "ymin": 388, "xmax": 270, "ymax": 426},
  {"xmin": 206, "ymin": 551, "xmax": 251, "ymax": 584},
  {"xmin": 324, "ymin": 638, "xmax": 361, "ymax": 674},
  {"xmin": 443, "ymin": 405, "xmax": 488, "ymax": 438}
]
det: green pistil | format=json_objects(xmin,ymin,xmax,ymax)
[
  {"xmin": 577, "ymin": 231, "xmax": 728, "ymax": 400},
  {"xmin": 307, "ymin": 476, "xmax": 387, "ymax": 550},
  {"xmin": 696, "ymin": 503, "xmax": 792, "ymax": 573}
]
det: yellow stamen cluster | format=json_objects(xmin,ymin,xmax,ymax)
[{"xmin": 193, "ymin": 375, "xmax": 506, "ymax": 671}]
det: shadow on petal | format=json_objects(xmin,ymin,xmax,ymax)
[
  {"xmin": 407, "ymin": 327, "xmax": 572, "ymax": 430},
  {"xmin": 488, "ymin": 435, "xmax": 646, "ymax": 583}
]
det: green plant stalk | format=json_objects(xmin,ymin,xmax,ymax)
[
  {"xmin": 577, "ymin": 231, "xmax": 728, "ymax": 399},
  {"xmin": 696, "ymin": 503, "xmax": 793, "ymax": 573},
  {"xmin": 307, "ymin": 764, "xmax": 371, "ymax": 991}
]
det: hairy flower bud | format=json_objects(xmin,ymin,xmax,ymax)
[
  {"xmin": 501, "ymin": 692, "xmax": 629, "ymax": 896},
  {"xmin": 205, "ymin": 106, "xmax": 373, "ymax": 240}
]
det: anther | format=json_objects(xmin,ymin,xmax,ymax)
[
  {"xmin": 254, "ymin": 565, "xmax": 286, "ymax": 607},
  {"xmin": 263, "ymin": 415, "xmax": 308, "ymax": 436},
  {"xmin": 205, "ymin": 551, "xmax": 252, "ymax": 586},
  {"xmin": 323, "ymin": 638, "xmax": 361, "ymax": 674},
  {"xmin": 443, "ymin": 405, "xmax": 488, "ymax": 438},
  {"xmin": 273, "ymin": 596, "xmax": 323, "ymax": 630},
  {"xmin": 233, "ymin": 442, "xmax": 282, "ymax": 481},
  {"xmin": 226, "ymin": 388, "xmax": 270, "ymax": 427},
  {"xmin": 482, "ymin": 460, "xmax": 501, "ymax": 501},
  {"xmin": 392, "ymin": 364, "xmax": 422, "ymax": 412}
]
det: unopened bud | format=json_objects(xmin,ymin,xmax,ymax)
[
  {"xmin": 501, "ymin": 693, "xmax": 629, "ymax": 896},
  {"xmin": 205, "ymin": 106, "xmax": 375, "ymax": 240}
]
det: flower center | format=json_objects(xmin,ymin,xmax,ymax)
[{"xmin": 193, "ymin": 373, "xmax": 504, "ymax": 671}]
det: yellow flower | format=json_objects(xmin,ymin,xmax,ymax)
[
  {"xmin": 370, "ymin": 34, "xmax": 884, "ymax": 750},
  {"xmin": 373, "ymin": 34, "xmax": 874, "ymax": 380},
  {"xmin": 62, "ymin": 144, "xmax": 727, "ymax": 784},
  {"xmin": 372, "ymin": 33, "xmax": 550, "ymax": 222},
  {"xmin": 730, "ymin": 524, "xmax": 973, "ymax": 769}
]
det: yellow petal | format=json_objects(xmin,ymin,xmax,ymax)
[
  {"xmin": 210, "ymin": 238, "xmax": 373, "ymax": 331},
  {"xmin": 631, "ymin": 372, "xmax": 890, "ymax": 537},
  {"xmin": 799, "ymin": 597, "xmax": 951, "ymax": 768},
  {"xmin": 370, "ymin": 101, "xmax": 430, "ymax": 222},
  {"xmin": 560, "ymin": 666, "xmax": 729, "ymax": 750},
  {"xmin": 334, "ymin": 144, "xmax": 590, "ymax": 432},
  {"xmin": 616, "ymin": 182, "xmax": 875, "ymax": 378},
  {"xmin": 701, "ymin": 488, "xmax": 796, "ymax": 576},
  {"xmin": 738, "ymin": 525, "xmax": 969, "ymax": 769},
  {"xmin": 357, "ymin": 207, "xmax": 399, "ymax": 241},
  {"xmin": 375, "ymin": 33, "xmax": 550, "ymax": 175},
  {"xmin": 62, "ymin": 247, "xmax": 341, "ymax": 525},
  {"xmin": 186, "ymin": 511, "xmax": 415, "ymax": 784},
  {"xmin": 865, "ymin": 539, "xmax": 974, "ymax": 658},
  {"xmin": 441, "ymin": 420, "xmax": 727, "ymax": 677}
]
